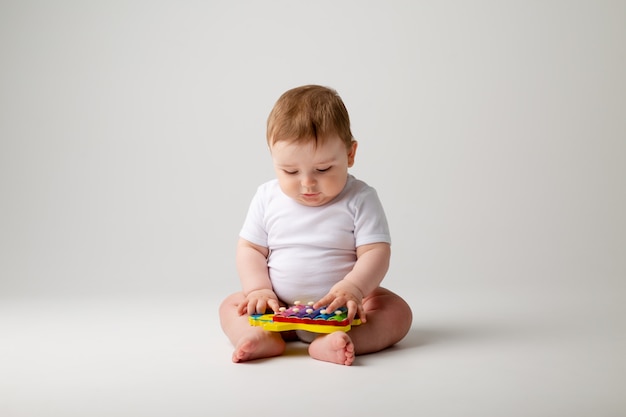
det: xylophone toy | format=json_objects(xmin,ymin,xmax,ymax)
[{"xmin": 249, "ymin": 301, "xmax": 362, "ymax": 333}]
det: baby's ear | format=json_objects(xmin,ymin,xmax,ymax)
[{"xmin": 347, "ymin": 141, "xmax": 358, "ymax": 167}]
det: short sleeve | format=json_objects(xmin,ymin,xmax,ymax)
[
  {"xmin": 239, "ymin": 186, "xmax": 269, "ymax": 248},
  {"xmin": 353, "ymin": 186, "xmax": 391, "ymax": 247}
]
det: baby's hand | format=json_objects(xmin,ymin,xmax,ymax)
[
  {"xmin": 238, "ymin": 289, "xmax": 280, "ymax": 316},
  {"xmin": 314, "ymin": 281, "xmax": 365, "ymax": 323}
]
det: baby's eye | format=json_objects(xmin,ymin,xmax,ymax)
[
  {"xmin": 283, "ymin": 170, "xmax": 298, "ymax": 175},
  {"xmin": 316, "ymin": 166, "xmax": 332, "ymax": 173}
]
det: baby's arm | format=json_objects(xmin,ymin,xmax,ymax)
[
  {"xmin": 314, "ymin": 242, "xmax": 391, "ymax": 323},
  {"xmin": 236, "ymin": 237, "xmax": 280, "ymax": 315}
]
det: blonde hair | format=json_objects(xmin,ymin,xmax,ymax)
[{"xmin": 267, "ymin": 85, "xmax": 354, "ymax": 149}]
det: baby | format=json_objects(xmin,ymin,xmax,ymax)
[{"xmin": 219, "ymin": 85, "xmax": 412, "ymax": 365}]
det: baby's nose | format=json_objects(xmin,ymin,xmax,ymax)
[{"xmin": 301, "ymin": 175, "xmax": 316, "ymax": 187}]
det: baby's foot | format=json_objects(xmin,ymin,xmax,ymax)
[
  {"xmin": 308, "ymin": 331, "xmax": 355, "ymax": 366},
  {"xmin": 232, "ymin": 332, "xmax": 285, "ymax": 363}
]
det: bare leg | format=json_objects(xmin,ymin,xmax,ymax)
[
  {"xmin": 349, "ymin": 287, "xmax": 412, "ymax": 355},
  {"xmin": 308, "ymin": 287, "xmax": 411, "ymax": 365},
  {"xmin": 219, "ymin": 292, "xmax": 286, "ymax": 363}
]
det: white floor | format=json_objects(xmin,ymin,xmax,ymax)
[{"xmin": 2, "ymin": 285, "xmax": 624, "ymax": 417}]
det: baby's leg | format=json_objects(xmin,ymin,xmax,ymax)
[
  {"xmin": 347, "ymin": 287, "xmax": 413, "ymax": 355},
  {"xmin": 219, "ymin": 292, "xmax": 286, "ymax": 363},
  {"xmin": 308, "ymin": 331, "xmax": 355, "ymax": 366}
]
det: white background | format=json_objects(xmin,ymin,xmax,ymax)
[{"xmin": 1, "ymin": 1, "xmax": 625, "ymax": 416}]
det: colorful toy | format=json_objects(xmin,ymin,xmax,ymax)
[{"xmin": 249, "ymin": 301, "xmax": 362, "ymax": 333}]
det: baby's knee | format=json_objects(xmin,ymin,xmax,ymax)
[
  {"xmin": 219, "ymin": 292, "xmax": 245, "ymax": 314},
  {"xmin": 365, "ymin": 288, "xmax": 413, "ymax": 335},
  {"xmin": 396, "ymin": 296, "xmax": 413, "ymax": 333}
]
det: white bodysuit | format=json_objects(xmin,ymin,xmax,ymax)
[{"xmin": 239, "ymin": 175, "xmax": 391, "ymax": 304}]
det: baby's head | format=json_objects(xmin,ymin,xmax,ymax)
[
  {"xmin": 266, "ymin": 85, "xmax": 358, "ymax": 207},
  {"xmin": 267, "ymin": 85, "xmax": 355, "ymax": 150}
]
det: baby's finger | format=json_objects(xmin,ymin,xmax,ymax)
[
  {"xmin": 313, "ymin": 295, "xmax": 333, "ymax": 310},
  {"xmin": 237, "ymin": 302, "xmax": 247, "ymax": 316},
  {"xmin": 324, "ymin": 298, "xmax": 346, "ymax": 316},
  {"xmin": 355, "ymin": 302, "xmax": 366, "ymax": 324},
  {"xmin": 246, "ymin": 299, "xmax": 256, "ymax": 315},
  {"xmin": 256, "ymin": 299, "xmax": 268, "ymax": 314},
  {"xmin": 267, "ymin": 299, "xmax": 280, "ymax": 313},
  {"xmin": 345, "ymin": 299, "xmax": 359, "ymax": 322}
]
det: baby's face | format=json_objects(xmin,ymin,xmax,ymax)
[{"xmin": 270, "ymin": 136, "xmax": 357, "ymax": 207}]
